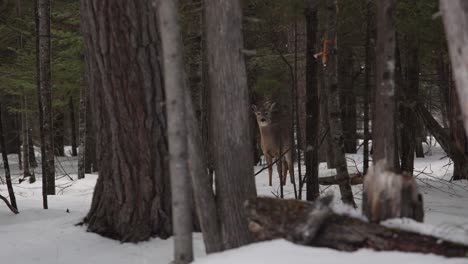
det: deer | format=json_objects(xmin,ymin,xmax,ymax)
[{"xmin": 252, "ymin": 102, "xmax": 294, "ymax": 186}]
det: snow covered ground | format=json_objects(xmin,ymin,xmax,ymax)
[{"xmin": 0, "ymin": 145, "xmax": 467, "ymax": 263}]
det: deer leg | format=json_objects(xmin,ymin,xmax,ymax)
[
  {"xmin": 287, "ymin": 150, "xmax": 294, "ymax": 184},
  {"xmin": 277, "ymin": 157, "xmax": 285, "ymax": 186},
  {"xmin": 266, "ymin": 155, "xmax": 273, "ymax": 186},
  {"xmin": 282, "ymin": 159, "xmax": 288, "ymax": 185}
]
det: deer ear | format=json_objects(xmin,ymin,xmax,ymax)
[
  {"xmin": 269, "ymin": 102, "xmax": 276, "ymax": 111},
  {"xmin": 251, "ymin": 104, "xmax": 257, "ymax": 112}
]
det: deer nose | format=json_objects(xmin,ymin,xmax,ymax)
[{"xmin": 260, "ymin": 118, "xmax": 266, "ymax": 122}]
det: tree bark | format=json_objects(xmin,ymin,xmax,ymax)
[
  {"xmin": 53, "ymin": 110, "xmax": 65, "ymax": 156},
  {"xmin": 304, "ymin": 0, "xmax": 319, "ymax": 201},
  {"xmin": 0, "ymin": 103, "xmax": 17, "ymax": 211},
  {"xmin": 22, "ymin": 93, "xmax": 32, "ymax": 181},
  {"xmin": 373, "ymin": 0, "xmax": 396, "ymax": 167},
  {"xmin": 84, "ymin": 93, "xmax": 97, "ymax": 173},
  {"xmin": 158, "ymin": 0, "xmax": 193, "ymax": 262},
  {"xmin": 363, "ymin": 0, "xmax": 372, "ymax": 175},
  {"xmin": 205, "ymin": 0, "xmax": 257, "ymax": 249},
  {"xmin": 439, "ymin": 0, "xmax": 468, "ymax": 138},
  {"xmin": 37, "ymin": 0, "xmax": 55, "ymax": 195},
  {"xmin": 80, "ymin": 0, "xmax": 171, "ymax": 242},
  {"xmin": 324, "ymin": 0, "xmax": 355, "ymax": 207},
  {"xmin": 69, "ymin": 96, "xmax": 78, "ymax": 157},
  {"xmin": 245, "ymin": 197, "xmax": 465, "ymax": 258},
  {"xmin": 77, "ymin": 83, "xmax": 86, "ymax": 180}
]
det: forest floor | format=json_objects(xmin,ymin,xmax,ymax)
[{"xmin": 0, "ymin": 144, "xmax": 468, "ymax": 263}]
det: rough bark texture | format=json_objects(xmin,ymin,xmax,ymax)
[
  {"xmin": 69, "ymin": 96, "xmax": 78, "ymax": 157},
  {"xmin": 158, "ymin": 0, "xmax": 193, "ymax": 262},
  {"xmin": 205, "ymin": 0, "xmax": 257, "ymax": 249},
  {"xmin": 245, "ymin": 197, "xmax": 467, "ymax": 258},
  {"xmin": 77, "ymin": 84, "xmax": 86, "ymax": 180},
  {"xmin": 324, "ymin": 0, "xmax": 355, "ymax": 207},
  {"xmin": 448, "ymin": 81, "xmax": 468, "ymax": 180},
  {"xmin": 81, "ymin": 0, "xmax": 171, "ymax": 242},
  {"xmin": 37, "ymin": 0, "xmax": 55, "ymax": 195},
  {"xmin": 400, "ymin": 39, "xmax": 417, "ymax": 175},
  {"xmin": 84, "ymin": 92, "xmax": 97, "ymax": 173},
  {"xmin": 373, "ymin": 0, "xmax": 396, "ymax": 167},
  {"xmin": 304, "ymin": 0, "xmax": 319, "ymax": 201},
  {"xmin": 0, "ymin": 104, "xmax": 17, "ymax": 210},
  {"xmin": 440, "ymin": 0, "xmax": 468, "ymax": 138},
  {"xmin": 363, "ymin": 1, "xmax": 372, "ymax": 175}
]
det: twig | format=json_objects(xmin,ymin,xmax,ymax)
[{"xmin": 254, "ymin": 147, "xmax": 291, "ymax": 176}]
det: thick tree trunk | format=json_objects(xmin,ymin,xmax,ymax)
[
  {"xmin": 245, "ymin": 197, "xmax": 465, "ymax": 258},
  {"xmin": 77, "ymin": 84, "xmax": 86, "ymax": 180},
  {"xmin": 373, "ymin": 0, "xmax": 396, "ymax": 167},
  {"xmin": 69, "ymin": 97, "xmax": 78, "ymax": 157},
  {"xmin": 205, "ymin": 0, "xmax": 257, "ymax": 249},
  {"xmin": 80, "ymin": 0, "xmax": 172, "ymax": 242},
  {"xmin": 324, "ymin": 0, "xmax": 355, "ymax": 207},
  {"xmin": 37, "ymin": 0, "xmax": 55, "ymax": 195},
  {"xmin": 158, "ymin": 0, "xmax": 193, "ymax": 262},
  {"xmin": 449, "ymin": 77, "xmax": 468, "ymax": 180},
  {"xmin": 84, "ymin": 93, "xmax": 96, "ymax": 173},
  {"xmin": 340, "ymin": 50, "xmax": 357, "ymax": 154},
  {"xmin": 304, "ymin": 0, "xmax": 319, "ymax": 201},
  {"xmin": 0, "ymin": 104, "xmax": 17, "ymax": 211},
  {"xmin": 439, "ymin": 0, "xmax": 468, "ymax": 138}
]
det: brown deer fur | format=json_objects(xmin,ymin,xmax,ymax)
[{"xmin": 252, "ymin": 102, "xmax": 293, "ymax": 186}]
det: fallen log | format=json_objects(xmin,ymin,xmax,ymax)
[
  {"xmin": 244, "ymin": 196, "xmax": 468, "ymax": 258},
  {"xmin": 318, "ymin": 173, "xmax": 363, "ymax": 186}
]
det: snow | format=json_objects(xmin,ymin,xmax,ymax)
[{"xmin": 0, "ymin": 144, "xmax": 468, "ymax": 263}]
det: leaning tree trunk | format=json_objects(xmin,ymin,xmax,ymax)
[
  {"xmin": 324, "ymin": 0, "xmax": 355, "ymax": 207},
  {"xmin": 205, "ymin": 0, "xmax": 257, "ymax": 250},
  {"xmin": 304, "ymin": 0, "xmax": 320, "ymax": 201},
  {"xmin": 158, "ymin": 0, "xmax": 193, "ymax": 262},
  {"xmin": 37, "ymin": 0, "xmax": 55, "ymax": 195},
  {"xmin": 449, "ymin": 76, "xmax": 468, "ymax": 180},
  {"xmin": 439, "ymin": 0, "xmax": 468, "ymax": 138},
  {"xmin": 80, "ymin": 0, "xmax": 172, "ymax": 242},
  {"xmin": 0, "ymin": 103, "xmax": 17, "ymax": 211},
  {"xmin": 372, "ymin": 0, "xmax": 396, "ymax": 167}
]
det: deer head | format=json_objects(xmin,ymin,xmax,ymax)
[{"xmin": 252, "ymin": 102, "xmax": 276, "ymax": 127}]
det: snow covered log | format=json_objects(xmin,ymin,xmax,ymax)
[{"xmin": 244, "ymin": 196, "xmax": 468, "ymax": 258}]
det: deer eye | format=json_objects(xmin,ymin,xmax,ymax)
[
  {"xmin": 256, "ymin": 113, "xmax": 260, "ymax": 115},
  {"xmin": 265, "ymin": 113, "xmax": 269, "ymax": 116}
]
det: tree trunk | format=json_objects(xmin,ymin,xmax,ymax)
[
  {"xmin": 205, "ymin": 0, "xmax": 257, "ymax": 249},
  {"xmin": 80, "ymin": 0, "xmax": 172, "ymax": 242},
  {"xmin": 69, "ymin": 96, "xmax": 78, "ymax": 157},
  {"xmin": 363, "ymin": 0, "xmax": 372, "ymax": 175},
  {"xmin": 449, "ymin": 74, "xmax": 468, "ymax": 180},
  {"xmin": 373, "ymin": 0, "xmax": 396, "ymax": 167},
  {"xmin": 84, "ymin": 93, "xmax": 97, "ymax": 173},
  {"xmin": 53, "ymin": 110, "xmax": 65, "ymax": 156},
  {"xmin": 324, "ymin": 0, "xmax": 355, "ymax": 207},
  {"xmin": 28, "ymin": 129, "xmax": 37, "ymax": 168},
  {"xmin": 0, "ymin": 103, "xmax": 18, "ymax": 211},
  {"xmin": 22, "ymin": 93, "xmax": 32, "ymax": 181},
  {"xmin": 340, "ymin": 50, "xmax": 357, "ymax": 154},
  {"xmin": 304, "ymin": 0, "xmax": 319, "ymax": 202},
  {"xmin": 158, "ymin": 0, "xmax": 193, "ymax": 262},
  {"xmin": 439, "ymin": 0, "xmax": 468, "ymax": 138},
  {"xmin": 77, "ymin": 83, "xmax": 86, "ymax": 180},
  {"xmin": 37, "ymin": 0, "xmax": 55, "ymax": 195}
]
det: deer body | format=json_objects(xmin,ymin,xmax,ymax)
[{"xmin": 253, "ymin": 103, "xmax": 294, "ymax": 186}]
